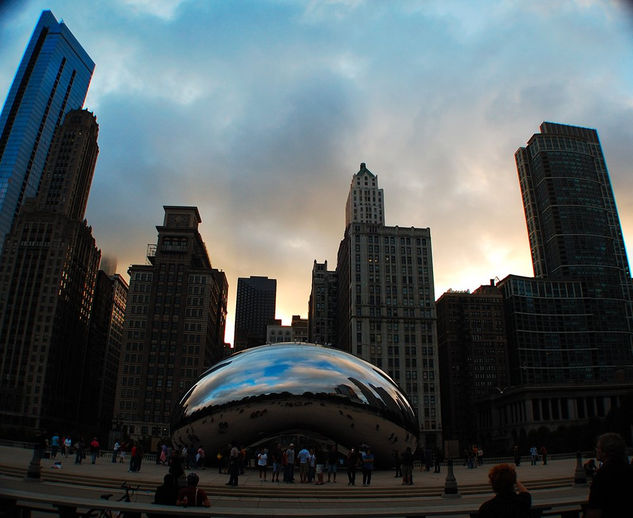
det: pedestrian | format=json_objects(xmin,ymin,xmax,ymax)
[
  {"xmin": 74, "ymin": 439, "xmax": 85, "ymax": 464},
  {"xmin": 135, "ymin": 444, "xmax": 144, "ymax": 472},
  {"xmin": 63, "ymin": 436, "xmax": 72, "ymax": 458},
  {"xmin": 513, "ymin": 445, "xmax": 521, "ymax": 466},
  {"xmin": 257, "ymin": 448, "xmax": 268, "ymax": 481},
  {"xmin": 346, "ymin": 447, "xmax": 359, "ymax": 486},
  {"xmin": 585, "ymin": 432, "xmax": 633, "ymax": 518},
  {"xmin": 327, "ymin": 444, "xmax": 338, "ymax": 483},
  {"xmin": 433, "ymin": 447, "xmax": 442, "ymax": 473},
  {"xmin": 89, "ymin": 437, "xmax": 100, "ymax": 464},
  {"xmin": 478, "ymin": 463, "xmax": 531, "ymax": 518},
  {"xmin": 314, "ymin": 446, "xmax": 325, "ymax": 485},
  {"xmin": 227, "ymin": 443, "xmax": 240, "ymax": 486},
  {"xmin": 529, "ymin": 445, "xmax": 538, "ymax": 466},
  {"xmin": 401, "ymin": 446, "xmax": 414, "ymax": 485},
  {"xmin": 284, "ymin": 443, "xmax": 295, "ymax": 483},
  {"xmin": 392, "ymin": 449, "xmax": 401, "ymax": 478},
  {"xmin": 539, "ymin": 445, "xmax": 548, "ymax": 465},
  {"xmin": 297, "ymin": 445, "xmax": 310, "ymax": 483},
  {"xmin": 50, "ymin": 433, "xmax": 60, "ymax": 459},
  {"xmin": 361, "ymin": 447, "xmax": 374, "ymax": 486},
  {"xmin": 112, "ymin": 440, "xmax": 120, "ymax": 463}
]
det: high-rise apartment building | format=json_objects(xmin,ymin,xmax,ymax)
[
  {"xmin": 0, "ymin": 109, "xmax": 100, "ymax": 434},
  {"xmin": 336, "ymin": 163, "xmax": 441, "ymax": 445},
  {"xmin": 510, "ymin": 122, "xmax": 633, "ymax": 383},
  {"xmin": 308, "ymin": 261, "xmax": 337, "ymax": 346},
  {"xmin": 113, "ymin": 206, "xmax": 228, "ymax": 441},
  {"xmin": 466, "ymin": 123, "xmax": 633, "ymax": 452},
  {"xmin": 436, "ymin": 282, "xmax": 509, "ymax": 450},
  {"xmin": 234, "ymin": 276, "xmax": 276, "ymax": 350},
  {"xmin": 0, "ymin": 10, "xmax": 94, "ymax": 251}
]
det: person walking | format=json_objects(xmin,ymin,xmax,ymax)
[{"xmin": 401, "ymin": 446, "xmax": 414, "ymax": 485}]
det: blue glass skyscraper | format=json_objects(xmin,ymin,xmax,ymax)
[{"xmin": 0, "ymin": 10, "xmax": 94, "ymax": 250}]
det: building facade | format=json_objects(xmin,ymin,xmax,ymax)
[
  {"xmin": 233, "ymin": 276, "xmax": 276, "ymax": 350},
  {"xmin": 436, "ymin": 282, "xmax": 509, "ymax": 450},
  {"xmin": 0, "ymin": 109, "xmax": 100, "ymax": 435},
  {"xmin": 87, "ymin": 271, "xmax": 128, "ymax": 440},
  {"xmin": 336, "ymin": 163, "xmax": 441, "ymax": 445},
  {"xmin": 512, "ymin": 122, "xmax": 633, "ymax": 383},
  {"xmin": 308, "ymin": 260, "xmax": 337, "ymax": 346},
  {"xmin": 0, "ymin": 10, "xmax": 94, "ymax": 251},
  {"xmin": 113, "ymin": 206, "xmax": 228, "ymax": 441}
]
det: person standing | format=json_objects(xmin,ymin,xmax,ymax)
[
  {"xmin": 539, "ymin": 445, "xmax": 548, "ymax": 465},
  {"xmin": 50, "ymin": 433, "xmax": 60, "ymax": 459},
  {"xmin": 89, "ymin": 437, "xmax": 100, "ymax": 464},
  {"xmin": 401, "ymin": 446, "xmax": 414, "ymax": 485},
  {"xmin": 63, "ymin": 436, "xmax": 72, "ymax": 458},
  {"xmin": 284, "ymin": 443, "xmax": 295, "ymax": 483},
  {"xmin": 346, "ymin": 447, "xmax": 359, "ymax": 486},
  {"xmin": 361, "ymin": 447, "xmax": 374, "ymax": 486},
  {"xmin": 112, "ymin": 440, "xmax": 120, "ymax": 463},
  {"xmin": 257, "ymin": 448, "xmax": 268, "ymax": 481},
  {"xmin": 74, "ymin": 438, "xmax": 85, "ymax": 465},
  {"xmin": 297, "ymin": 446, "xmax": 310, "ymax": 483},
  {"xmin": 392, "ymin": 449, "xmax": 402, "ymax": 478},
  {"xmin": 227, "ymin": 443, "xmax": 240, "ymax": 486},
  {"xmin": 478, "ymin": 463, "xmax": 531, "ymax": 518},
  {"xmin": 327, "ymin": 444, "xmax": 338, "ymax": 483},
  {"xmin": 129, "ymin": 442, "xmax": 137, "ymax": 472},
  {"xmin": 529, "ymin": 445, "xmax": 538, "ymax": 466},
  {"xmin": 585, "ymin": 432, "xmax": 633, "ymax": 518},
  {"xmin": 513, "ymin": 445, "xmax": 521, "ymax": 466}
]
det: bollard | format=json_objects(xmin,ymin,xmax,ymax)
[
  {"xmin": 26, "ymin": 443, "xmax": 42, "ymax": 480},
  {"xmin": 573, "ymin": 450, "xmax": 587, "ymax": 485},
  {"xmin": 443, "ymin": 458, "xmax": 460, "ymax": 497}
]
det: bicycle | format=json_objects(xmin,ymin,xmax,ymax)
[{"xmin": 83, "ymin": 481, "xmax": 141, "ymax": 518}]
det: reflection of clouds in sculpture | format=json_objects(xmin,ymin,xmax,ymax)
[{"xmin": 172, "ymin": 343, "xmax": 418, "ymax": 464}]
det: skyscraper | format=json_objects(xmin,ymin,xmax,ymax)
[
  {"xmin": 336, "ymin": 163, "xmax": 441, "ymax": 446},
  {"xmin": 0, "ymin": 109, "xmax": 100, "ymax": 434},
  {"xmin": 234, "ymin": 276, "xmax": 277, "ymax": 350},
  {"xmin": 509, "ymin": 122, "xmax": 633, "ymax": 383},
  {"xmin": 0, "ymin": 10, "xmax": 94, "ymax": 251},
  {"xmin": 308, "ymin": 260, "xmax": 337, "ymax": 346},
  {"xmin": 113, "ymin": 206, "xmax": 228, "ymax": 441}
]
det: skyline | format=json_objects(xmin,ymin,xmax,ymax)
[{"xmin": 1, "ymin": 1, "xmax": 633, "ymax": 345}]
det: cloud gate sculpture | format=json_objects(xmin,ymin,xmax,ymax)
[{"xmin": 171, "ymin": 343, "xmax": 418, "ymax": 464}]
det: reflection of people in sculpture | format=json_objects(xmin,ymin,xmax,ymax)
[{"xmin": 478, "ymin": 463, "xmax": 531, "ymax": 518}]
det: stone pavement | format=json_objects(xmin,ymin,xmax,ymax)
[{"xmin": 0, "ymin": 445, "xmax": 591, "ymax": 516}]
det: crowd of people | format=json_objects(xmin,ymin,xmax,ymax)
[{"xmin": 36, "ymin": 431, "xmax": 633, "ymax": 516}]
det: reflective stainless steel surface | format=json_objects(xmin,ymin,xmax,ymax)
[{"xmin": 171, "ymin": 343, "xmax": 418, "ymax": 463}]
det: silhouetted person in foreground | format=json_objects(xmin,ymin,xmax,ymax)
[
  {"xmin": 176, "ymin": 472, "xmax": 210, "ymax": 507},
  {"xmin": 585, "ymin": 432, "xmax": 633, "ymax": 518},
  {"xmin": 478, "ymin": 463, "xmax": 531, "ymax": 518}
]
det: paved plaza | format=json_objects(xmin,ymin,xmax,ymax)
[{"xmin": 0, "ymin": 445, "xmax": 591, "ymax": 516}]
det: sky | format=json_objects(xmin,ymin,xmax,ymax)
[{"xmin": 1, "ymin": 0, "xmax": 633, "ymax": 346}]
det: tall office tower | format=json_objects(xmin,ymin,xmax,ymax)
[
  {"xmin": 113, "ymin": 206, "xmax": 228, "ymax": 441},
  {"xmin": 510, "ymin": 122, "xmax": 633, "ymax": 383},
  {"xmin": 308, "ymin": 260, "xmax": 337, "ymax": 346},
  {"xmin": 0, "ymin": 109, "xmax": 100, "ymax": 434},
  {"xmin": 233, "ymin": 276, "xmax": 276, "ymax": 350},
  {"xmin": 0, "ymin": 10, "xmax": 94, "ymax": 251},
  {"xmin": 345, "ymin": 162, "xmax": 385, "ymax": 227},
  {"xmin": 86, "ymin": 271, "xmax": 128, "ymax": 440},
  {"xmin": 436, "ymin": 282, "xmax": 509, "ymax": 451},
  {"xmin": 336, "ymin": 163, "xmax": 441, "ymax": 446}
]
